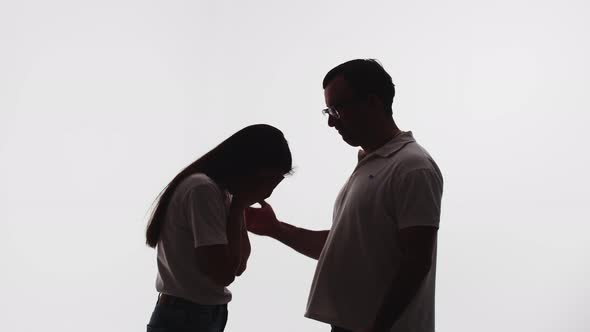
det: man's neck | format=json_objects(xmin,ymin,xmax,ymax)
[{"xmin": 361, "ymin": 126, "xmax": 401, "ymax": 154}]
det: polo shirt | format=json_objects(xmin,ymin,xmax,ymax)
[{"xmin": 305, "ymin": 131, "xmax": 443, "ymax": 332}]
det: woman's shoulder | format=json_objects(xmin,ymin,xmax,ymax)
[
  {"xmin": 178, "ymin": 173, "xmax": 223, "ymax": 197},
  {"xmin": 184, "ymin": 173, "xmax": 214, "ymax": 185}
]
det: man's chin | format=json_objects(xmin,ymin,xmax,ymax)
[{"xmin": 341, "ymin": 134, "xmax": 360, "ymax": 147}]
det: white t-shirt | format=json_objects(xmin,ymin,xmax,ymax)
[
  {"xmin": 305, "ymin": 131, "xmax": 443, "ymax": 332},
  {"xmin": 155, "ymin": 173, "xmax": 233, "ymax": 305}
]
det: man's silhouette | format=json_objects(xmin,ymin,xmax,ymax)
[{"xmin": 247, "ymin": 59, "xmax": 443, "ymax": 332}]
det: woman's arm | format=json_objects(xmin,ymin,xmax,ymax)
[
  {"xmin": 195, "ymin": 202, "xmax": 244, "ymax": 286},
  {"xmin": 235, "ymin": 223, "xmax": 251, "ymax": 276}
]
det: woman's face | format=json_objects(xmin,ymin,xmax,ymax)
[{"xmin": 234, "ymin": 171, "xmax": 285, "ymax": 205}]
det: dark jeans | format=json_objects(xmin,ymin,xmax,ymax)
[
  {"xmin": 331, "ymin": 325, "xmax": 353, "ymax": 332},
  {"xmin": 147, "ymin": 300, "xmax": 228, "ymax": 332}
]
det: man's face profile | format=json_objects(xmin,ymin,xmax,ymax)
[{"xmin": 324, "ymin": 75, "xmax": 368, "ymax": 147}]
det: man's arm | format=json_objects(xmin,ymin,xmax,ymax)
[
  {"xmin": 270, "ymin": 221, "xmax": 329, "ymax": 260},
  {"xmin": 245, "ymin": 201, "xmax": 329, "ymax": 260},
  {"xmin": 368, "ymin": 226, "xmax": 438, "ymax": 331}
]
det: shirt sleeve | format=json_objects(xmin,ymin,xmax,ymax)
[
  {"xmin": 185, "ymin": 182, "xmax": 229, "ymax": 248},
  {"xmin": 394, "ymin": 168, "xmax": 443, "ymax": 229}
]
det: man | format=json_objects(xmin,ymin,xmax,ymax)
[{"xmin": 246, "ymin": 59, "xmax": 443, "ymax": 332}]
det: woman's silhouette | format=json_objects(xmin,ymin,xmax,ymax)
[{"xmin": 145, "ymin": 124, "xmax": 293, "ymax": 332}]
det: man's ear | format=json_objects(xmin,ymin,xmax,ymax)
[{"xmin": 367, "ymin": 93, "xmax": 384, "ymax": 112}]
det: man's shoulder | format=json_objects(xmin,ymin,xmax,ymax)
[
  {"xmin": 391, "ymin": 142, "xmax": 441, "ymax": 177},
  {"xmin": 396, "ymin": 141, "xmax": 434, "ymax": 163}
]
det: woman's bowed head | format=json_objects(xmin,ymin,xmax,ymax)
[{"xmin": 146, "ymin": 123, "xmax": 293, "ymax": 248}]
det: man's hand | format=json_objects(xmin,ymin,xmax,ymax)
[{"xmin": 245, "ymin": 201, "xmax": 280, "ymax": 236}]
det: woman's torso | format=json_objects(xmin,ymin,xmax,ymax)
[{"xmin": 155, "ymin": 173, "xmax": 232, "ymax": 305}]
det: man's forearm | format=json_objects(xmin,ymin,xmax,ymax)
[
  {"xmin": 371, "ymin": 262, "xmax": 432, "ymax": 330},
  {"xmin": 270, "ymin": 222, "xmax": 329, "ymax": 260}
]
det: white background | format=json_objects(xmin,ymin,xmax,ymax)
[{"xmin": 1, "ymin": 0, "xmax": 589, "ymax": 331}]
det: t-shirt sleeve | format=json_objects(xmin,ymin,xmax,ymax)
[
  {"xmin": 185, "ymin": 183, "xmax": 229, "ymax": 248},
  {"xmin": 394, "ymin": 168, "xmax": 443, "ymax": 229}
]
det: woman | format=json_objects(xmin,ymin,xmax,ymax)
[{"xmin": 145, "ymin": 124, "xmax": 293, "ymax": 332}]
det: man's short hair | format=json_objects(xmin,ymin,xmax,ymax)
[{"xmin": 323, "ymin": 59, "xmax": 395, "ymax": 114}]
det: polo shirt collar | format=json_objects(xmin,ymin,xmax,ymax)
[{"xmin": 359, "ymin": 131, "xmax": 415, "ymax": 162}]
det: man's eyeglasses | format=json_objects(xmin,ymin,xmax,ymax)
[
  {"xmin": 321, "ymin": 106, "xmax": 341, "ymax": 119},
  {"xmin": 321, "ymin": 97, "xmax": 365, "ymax": 120}
]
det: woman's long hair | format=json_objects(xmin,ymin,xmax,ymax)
[{"xmin": 146, "ymin": 124, "xmax": 292, "ymax": 248}]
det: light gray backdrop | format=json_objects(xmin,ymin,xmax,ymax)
[{"xmin": 1, "ymin": 0, "xmax": 589, "ymax": 331}]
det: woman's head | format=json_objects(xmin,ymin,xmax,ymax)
[
  {"xmin": 146, "ymin": 124, "xmax": 292, "ymax": 248},
  {"xmin": 200, "ymin": 124, "xmax": 292, "ymax": 185},
  {"xmin": 199, "ymin": 123, "xmax": 292, "ymax": 204}
]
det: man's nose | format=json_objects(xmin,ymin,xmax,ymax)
[{"xmin": 327, "ymin": 115, "xmax": 337, "ymax": 127}]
